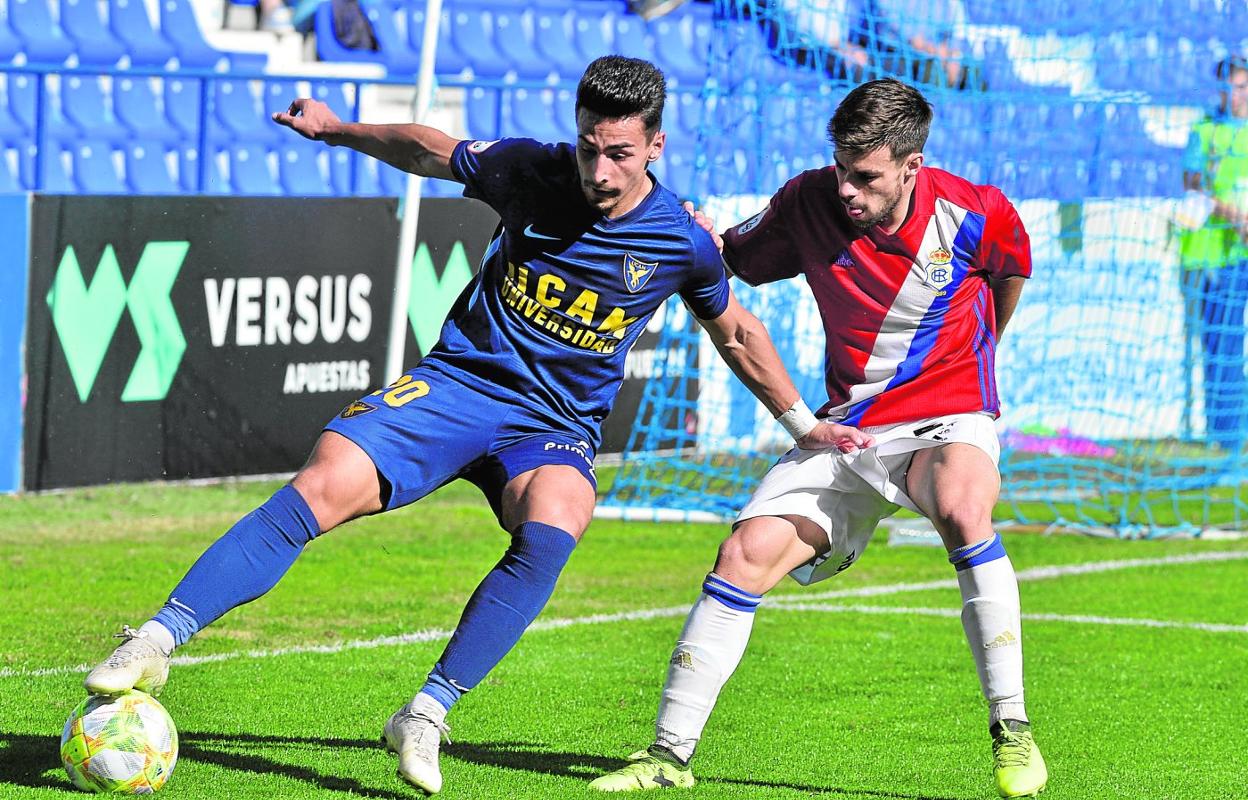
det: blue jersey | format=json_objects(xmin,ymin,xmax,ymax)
[{"xmin": 420, "ymin": 137, "xmax": 730, "ymax": 447}]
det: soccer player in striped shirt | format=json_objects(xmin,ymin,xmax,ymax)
[
  {"xmin": 591, "ymin": 78, "xmax": 1047, "ymax": 798},
  {"xmin": 80, "ymin": 57, "xmax": 873, "ymax": 796}
]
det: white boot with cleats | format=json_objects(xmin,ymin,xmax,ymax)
[{"xmin": 382, "ymin": 693, "xmax": 451, "ymax": 795}]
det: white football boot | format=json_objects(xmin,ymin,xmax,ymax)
[
  {"xmin": 83, "ymin": 625, "xmax": 171, "ymax": 696},
  {"xmin": 382, "ymin": 693, "xmax": 451, "ymax": 795}
]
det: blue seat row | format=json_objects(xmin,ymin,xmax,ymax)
[
  {"xmin": 0, "ymin": 137, "xmax": 464, "ymax": 196},
  {"xmin": 0, "ymin": 0, "xmax": 266, "ymax": 71},
  {"xmin": 317, "ymin": 0, "xmax": 711, "ymax": 86}
]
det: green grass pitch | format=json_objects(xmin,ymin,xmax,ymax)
[{"xmin": 1, "ymin": 478, "xmax": 1246, "ymax": 799}]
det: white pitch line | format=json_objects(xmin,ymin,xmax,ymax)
[
  {"xmin": 4, "ymin": 551, "xmax": 1246, "ymax": 681},
  {"xmin": 769, "ymin": 603, "xmax": 1248, "ymax": 633}
]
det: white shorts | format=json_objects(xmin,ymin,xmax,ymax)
[{"xmin": 735, "ymin": 412, "xmax": 1000, "ymax": 585}]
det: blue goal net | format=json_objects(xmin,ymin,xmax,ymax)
[{"xmin": 601, "ymin": 0, "xmax": 1248, "ymax": 536}]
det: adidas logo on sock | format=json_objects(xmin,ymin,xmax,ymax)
[
  {"xmin": 984, "ymin": 630, "xmax": 1018, "ymax": 650},
  {"xmin": 671, "ymin": 650, "xmax": 694, "ymax": 670}
]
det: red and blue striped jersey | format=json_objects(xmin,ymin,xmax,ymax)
[{"xmin": 723, "ymin": 165, "xmax": 1031, "ymax": 428}]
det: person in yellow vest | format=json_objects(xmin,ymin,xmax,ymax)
[{"xmin": 1180, "ymin": 55, "xmax": 1248, "ymax": 452}]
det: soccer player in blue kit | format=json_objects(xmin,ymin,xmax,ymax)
[{"xmin": 82, "ymin": 57, "xmax": 873, "ymax": 794}]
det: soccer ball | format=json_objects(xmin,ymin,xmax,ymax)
[{"xmin": 60, "ymin": 690, "xmax": 178, "ymax": 793}]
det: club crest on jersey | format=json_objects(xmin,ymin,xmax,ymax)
[
  {"xmin": 623, "ymin": 253, "xmax": 659, "ymax": 293},
  {"xmin": 339, "ymin": 401, "xmax": 376, "ymax": 419},
  {"xmin": 924, "ymin": 247, "xmax": 954, "ymax": 289},
  {"xmin": 833, "ymin": 249, "xmax": 855, "ymax": 268}
]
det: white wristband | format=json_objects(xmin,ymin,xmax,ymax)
[{"xmin": 777, "ymin": 399, "xmax": 819, "ymax": 441}]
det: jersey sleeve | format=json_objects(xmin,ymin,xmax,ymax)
[
  {"xmin": 722, "ymin": 179, "xmax": 803, "ymax": 286},
  {"xmin": 680, "ymin": 228, "xmax": 731, "ymax": 320},
  {"xmin": 450, "ymin": 137, "xmax": 551, "ymax": 216},
  {"xmin": 979, "ymin": 186, "xmax": 1032, "ymax": 279}
]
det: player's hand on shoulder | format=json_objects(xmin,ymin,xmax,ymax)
[
  {"xmin": 272, "ymin": 98, "xmax": 340, "ymax": 141},
  {"xmin": 797, "ymin": 422, "xmax": 875, "ymax": 453},
  {"xmin": 682, "ymin": 200, "xmax": 724, "ymax": 253}
]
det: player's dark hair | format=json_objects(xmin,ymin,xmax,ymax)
[
  {"xmin": 1216, "ymin": 54, "xmax": 1247, "ymax": 80},
  {"xmin": 828, "ymin": 78, "xmax": 932, "ymax": 161},
  {"xmin": 576, "ymin": 56, "xmax": 666, "ymax": 134}
]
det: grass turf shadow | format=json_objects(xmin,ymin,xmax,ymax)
[{"xmin": 1, "ymin": 730, "xmax": 970, "ymax": 800}]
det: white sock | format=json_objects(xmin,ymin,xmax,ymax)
[
  {"xmin": 139, "ymin": 620, "xmax": 176, "ymax": 657},
  {"xmin": 654, "ymin": 574, "xmax": 760, "ymax": 763},
  {"xmin": 950, "ymin": 535, "xmax": 1028, "ymax": 727}
]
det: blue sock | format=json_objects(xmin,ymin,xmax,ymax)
[
  {"xmin": 152, "ymin": 484, "xmax": 320, "ymax": 646},
  {"xmin": 420, "ymin": 521, "xmax": 577, "ymax": 711}
]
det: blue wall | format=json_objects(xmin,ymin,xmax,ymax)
[{"xmin": 0, "ymin": 193, "xmax": 29, "ymax": 492}]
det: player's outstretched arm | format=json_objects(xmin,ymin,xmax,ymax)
[
  {"xmin": 272, "ymin": 98, "xmax": 460, "ymax": 182},
  {"xmin": 696, "ymin": 291, "xmax": 874, "ymax": 452}
]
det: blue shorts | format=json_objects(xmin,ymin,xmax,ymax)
[{"xmin": 324, "ymin": 364, "xmax": 597, "ymax": 520}]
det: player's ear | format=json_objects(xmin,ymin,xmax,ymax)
[
  {"xmin": 647, "ymin": 130, "xmax": 665, "ymax": 162},
  {"xmin": 905, "ymin": 152, "xmax": 923, "ymax": 178}
]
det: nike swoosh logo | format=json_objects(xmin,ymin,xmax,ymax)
[{"xmin": 523, "ymin": 224, "xmax": 560, "ymax": 241}]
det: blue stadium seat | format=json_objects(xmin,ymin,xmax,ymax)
[
  {"xmin": 551, "ymin": 87, "xmax": 575, "ymax": 141},
  {"xmin": 450, "ymin": 5, "xmax": 511, "ymax": 79},
  {"xmin": 72, "ymin": 140, "xmax": 127, "ymax": 194},
  {"xmin": 0, "ymin": 76, "xmax": 28, "ymax": 143},
  {"xmin": 9, "ymin": 0, "xmax": 75, "ymax": 64},
  {"xmin": 1051, "ymin": 160, "xmax": 1089, "ymax": 202},
  {"xmin": 664, "ymin": 149, "xmax": 695, "ymax": 199},
  {"xmin": 0, "ymin": 4, "xmax": 22, "ymax": 63},
  {"xmin": 362, "ymin": 2, "xmax": 423, "ymax": 75},
  {"xmin": 279, "ymin": 144, "xmax": 332, "ymax": 195},
  {"xmin": 114, "ymin": 77, "xmax": 181, "ymax": 143},
  {"xmin": 492, "ymin": 9, "xmax": 552, "ymax": 80},
  {"xmin": 652, "ymin": 16, "xmax": 703, "ymax": 85},
  {"xmin": 668, "ymin": 90, "xmax": 701, "ymax": 138},
  {"xmin": 610, "ymin": 12, "xmax": 651, "ymax": 61},
  {"xmin": 226, "ymin": 144, "xmax": 280, "ymax": 194},
  {"xmin": 62, "ymin": 76, "xmax": 132, "ymax": 143},
  {"xmin": 572, "ymin": 12, "xmax": 609, "ymax": 64},
  {"xmin": 0, "ymin": 148, "xmax": 20, "ymax": 192},
  {"xmin": 8, "ymin": 73, "xmax": 79, "ymax": 143},
  {"xmin": 61, "ymin": 0, "xmax": 127, "ymax": 66},
  {"xmin": 506, "ymin": 88, "xmax": 562, "ymax": 143},
  {"xmin": 329, "ymin": 148, "xmax": 380, "ymax": 195},
  {"xmin": 125, "ymin": 140, "xmax": 180, "ymax": 193},
  {"xmin": 408, "ymin": 4, "xmax": 471, "ymax": 77},
  {"xmin": 532, "ymin": 9, "xmax": 582, "ymax": 80},
  {"xmin": 465, "ymin": 85, "xmax": 501, "ymax": 141},
  {"xmin": 314, "ymin": 1, "xmax": 380, "ymax": 64},
  {"xmin": 22, "ymin": 142, "xmax": 75, "ymax": 191},
  {"xmin": 263, "ymin": 79, "xmax": 300, "ymax": 122},
  {"xmin": 110, "ymin": 0, "xmax": 177, "ymax": 66},
  {"xmin": 214, "ymin": 79, "xmax": 282, "ymax": 144},
  {"xmin": 311, "ymin": 80, "xmax": 356, "ymax": 121},
  {"xmin": 160, "ymin": 0, "xmax": 227, "ymax": 69},
  {"xmin": 377, "ymin": 160, "xmax": 407, "ymax": 196},
  {"xmin": 164, "ymin": 77, "xmax": 203, "ymax": 137}
]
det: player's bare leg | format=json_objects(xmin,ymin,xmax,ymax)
[
  {"xmin": 591, "ymin": 514, "xmax": 825, "ymax": 791},
  {"xmin": 85, "ymin": 433, "xmax": 381, "ymax": 696},
  {"xmin": 387, "ymin": 465, "xmax": 594, "ymax": 794},
  {"xmin": 907, "ymin": 443, "xmax": 1047, "ymax": 798}
]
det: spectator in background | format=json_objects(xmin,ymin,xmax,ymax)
[
  {"xmin": 869, "ymin": 0, "xmax": 969, "ymax": 89},
  {"xmin": 1179, "ymin": 55, "xmax": 1248, "ymax": 452},
  {"xmin": 771, "ymin": 0, "xmax": 870, "ymax": 81}
]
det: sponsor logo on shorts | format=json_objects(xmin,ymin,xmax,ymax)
[
  {"xmin": 913, "ymin": 421, "xmax": 954, "ymax": 441},
  {"xmin": 339, "ymin": 400, "xmax": 376, "ymax": 419},
  {"xmin": 544, "ymin": 439, "xmax": 595, "ymax": 471}
]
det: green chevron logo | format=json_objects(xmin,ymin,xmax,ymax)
[
  {"xmin": 47, "ymin": 242, "xmax": 189, "ymax": 403},
  {"xmin": 408, "ymin": 241, "xmax": 473, "ymax": 357}
]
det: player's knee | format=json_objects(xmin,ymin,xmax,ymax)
[
  {"xmin": 930, "ymin": 499, "xmax": 994, "ymax": 543},
  {"xmin": 291, "ymin": 462, "xmax": 381, "ymax": 532},
  {"xmin": 714, "ymin": 528, "xmax": 784, "ymax": 589}
]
